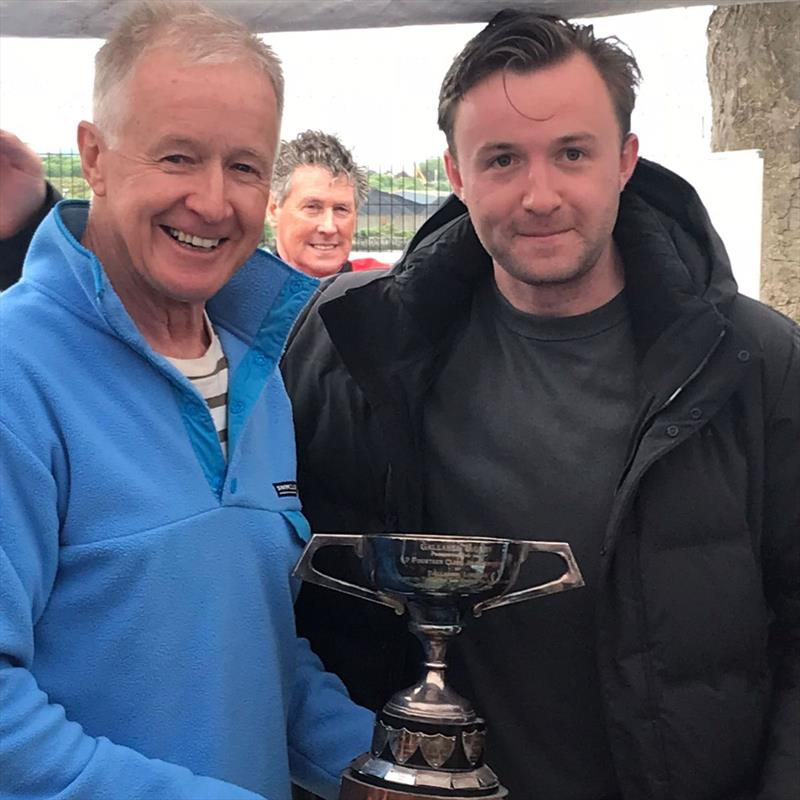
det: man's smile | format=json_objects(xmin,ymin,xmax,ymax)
[
  {"xmin": 308, "ymin": 242, "xmax": 340, "ymax": 250},
  {"xmin": 161, "ymin": 225, "xmax": 227, "ymax": 251}
]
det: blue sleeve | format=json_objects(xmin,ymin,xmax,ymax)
[
  {"xmin": 0, "ymin": 422, "xmax": 264, "ymax": 800},
  {"xmin": 286, "ymin": 636, "xmax": 374, "ymax": 800}
]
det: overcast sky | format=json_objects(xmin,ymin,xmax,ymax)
[{"xmin": 0, "ymin": 5, "xmax": 714, "ymax": 170}]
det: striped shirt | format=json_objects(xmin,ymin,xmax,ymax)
[{"xmin": 166, "ymin": 317, "xmax": 229, "ymax": 458}]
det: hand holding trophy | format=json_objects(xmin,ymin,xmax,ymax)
[{"xmin": 294, "ymin": 534, "xmax": 584, "ymax": 799}]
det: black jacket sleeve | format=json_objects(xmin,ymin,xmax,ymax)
[
  {"xmin": 281, "ymin": 270, "xmax": 422, "ymax": 711},
  {"xmin": 758, "ymin": 322, "xmax": 800, "ymax": 799},
  {"xmin": 0, "ymin": 182, "xmax": 61, "ymax": 290}
]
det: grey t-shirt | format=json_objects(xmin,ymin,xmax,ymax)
[{"xmin": 422, "ymin": 276, "xmax": 637, "ymax": 799}]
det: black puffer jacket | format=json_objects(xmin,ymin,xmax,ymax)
[{"xmin": 283, "ymin": 159, "xmax": 799, "ymax": 800}]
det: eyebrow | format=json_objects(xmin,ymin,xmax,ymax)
[
  {"xmin": 556, "ymin": 133, "xmax": 599, "ymax": 145},
  {"xmin": 152, "ymin": 136, "xmax": 200, "ymax": 152},
  {"xmin": 152, "ymin": 137, "xmax": 270, "ymax": 166},
  {"xmin": 476, "ymin": 132, "xmax": 599, "ymax": 157},
  {"xmin": 300, "ymin": 195, "xmax": 354, "ymax": 206},
  {"xmin": 476, "ymin": 142, "xmax": 516, "ymax": 156}
]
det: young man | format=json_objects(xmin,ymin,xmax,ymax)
[
  {"xmin": 0, "ymin": 2, "xmax": 371, "ymax": 798},
  {"xmin": 284, "ymin": 11, "xmax": 799, "ymax": 800}
]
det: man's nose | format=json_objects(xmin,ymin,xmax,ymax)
[
  {"xmin": 316, "ymin": 208, "xmax": 337, "ymax": 234},
  {"xmin": 185, "ymin": 163, "xmax": 232, "ymax": 224},
  {"xmin": 521, "ymin": 164, "xmax": 561, "ymax": 215}
]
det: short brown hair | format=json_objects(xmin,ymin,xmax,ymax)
[{"xmin": 438, "ymin": 10, "xmax": 641, "ymax": 152}]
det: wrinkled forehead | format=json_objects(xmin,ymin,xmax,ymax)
[
  {"xmin": 286, "ymin": 164, "xmax": 357, "ymax": 200},
  {"xmin": 116, "ymin": 49, "xmax": 279, "ymax": 150},
  {"xmin": 129, "ymin": 47, "xmax": 275, "ymax": 105}
]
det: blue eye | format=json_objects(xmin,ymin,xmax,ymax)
[
  {"xmin": 163, "ymin": 154, "xmax": 190, "ymax": 164},
  {"xmin": 492, "ymin": 153, "xmax": 514, "ymax": 168},
  {"xmin": 564, "ymin": 148, "xmax": 584, "ymax": 162},
  {"xmin": 233, "ymin": 163, "xmax": 257, "ymax": 174}
]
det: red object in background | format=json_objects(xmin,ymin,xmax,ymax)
[{"xmin": 350, "ymin": 257, "xmax": 390, "ymax": 272}]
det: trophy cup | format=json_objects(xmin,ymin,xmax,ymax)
[{"xmin": 293, "ymin": 534, "xmax": 584, "ymax": 799}]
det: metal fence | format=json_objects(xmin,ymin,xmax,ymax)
[{"xmin": 41, "ymin": 151, "xmax": 451, "ymax": 252}]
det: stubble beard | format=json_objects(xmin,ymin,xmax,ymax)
[{"xmin": 491, "ymin": 230, "xmax": 607, "ymax": 289}]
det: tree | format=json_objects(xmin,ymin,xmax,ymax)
[{"xmin": 707, "ymin": 2, "xmax": 799, "ymax": 322}]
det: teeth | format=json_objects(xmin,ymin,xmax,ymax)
[{"xmin": 168, "ymin": 227, "xmax": 221, "ymax": 249}]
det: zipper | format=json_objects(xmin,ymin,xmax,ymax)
[{"xmin": 614, "ymin": 325, "xmax": 728, "ymax": 494}]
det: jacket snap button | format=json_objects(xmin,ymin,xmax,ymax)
[
  {"xmin": 666, "ymin": 424, "xmax": 680, "ymax": 438},
  {"xmin": 737, "ymin": 349, "xmax": 751, "ymax": 362},
  {"xmin": 255, "ymin": 353, "xmax": 267, "ymax": 365},
  {"xmin": 690, "ymin": 407, "xmax": 703, "ymax": 420},
  {"xmin": 231, "ymin": 400, "xmax": 244, "ymax": 414}
]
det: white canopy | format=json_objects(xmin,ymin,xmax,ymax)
[{"xmin": 0, "ymin": 0, "xmax": 780, "ymax": 37}]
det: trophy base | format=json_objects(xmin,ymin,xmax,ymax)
[{"xmin": 339, "ymin": 769, "xmax": 508, "ymax": 800}]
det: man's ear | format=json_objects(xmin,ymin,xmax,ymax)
[
  {"xmin": 266, "ymin": 191, "xmax": 281, "ymax": 228},
  {"xmin": 619, "ymin": 133, "xmax": 639, "ymax": 192},
  {"xmin": 444, "ymin": 148, "xmax": 465, "ymax": 201},
  {"xmin": 77, "ymin": 121, "xmax": 108, "ymax": 197}
]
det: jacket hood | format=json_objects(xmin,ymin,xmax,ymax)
[
  {"xmin": 620, "ymin": 158, "xmax": 738, "ymax": 311},
  {"xmin": 372, "ymin": 159, "xmax": 737, "ymax": 366},
  {"xmin": 390, "ymin": 159, "xmax": 738, "ymax": 346},
  {"xmin": 318, "ymin": 158, "xmax": 741, "ymax": 416}
]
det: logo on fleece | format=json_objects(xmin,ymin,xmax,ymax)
[{"xmin": 273, "ymin": 481, "xmax": 298, "ymax": 498}]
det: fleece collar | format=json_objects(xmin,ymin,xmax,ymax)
[{"xmin": 22, "ymin": 200, "xmax": 317, "ymax": 375}]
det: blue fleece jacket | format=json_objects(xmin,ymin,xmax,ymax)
[{"xmin": 0, "ymin": 201, "xmax": 373, "ymax": 800}]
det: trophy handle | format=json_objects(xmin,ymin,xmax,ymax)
[
  {"xmin": 472, "ymin": 541, "xmax": 584, "ymax": 616},
  {"xmin": 292, "ymin": 533, "xmax": 406, "ymax": 615}
]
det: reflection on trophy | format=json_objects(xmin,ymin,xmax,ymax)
[{"xmin": 293, "ymin": 534, "xmax": 584, "ymax": 799}]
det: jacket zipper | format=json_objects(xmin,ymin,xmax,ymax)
[
  {"xmin": 614, "ymin": 326, "xmax": 728, "ymax": 495},
  {"xmin": 601, "ymin": 325, "xmax": 728, "ymax": 800}
]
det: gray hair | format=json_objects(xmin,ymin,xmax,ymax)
[
  {"xmin": 439, "ymin": 10, "xmax": 641, "ymax": 152},
  {"xmin": 271, "ymin": 130, "xmax": 369, "ymax": 208},
  {"xmin": 94, "ymin": 0, "xmax": 284, "ymax": 142}
]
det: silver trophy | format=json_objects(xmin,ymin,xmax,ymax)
[{"xmin": 293, "ymin": 534, "xmax": 584, "ymax": 800}]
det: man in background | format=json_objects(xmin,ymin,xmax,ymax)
[{"xmin": 268, "ymin": 129, "xmax": 384, "ymax": 276}]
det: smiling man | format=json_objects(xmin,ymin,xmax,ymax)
[
  {"xmin": 267, "ymin": 129, "xmax": 381, "ymax": 278},
  {"xmin": 284, "ymin": 10, "xmax": 799, "ymax": 800},
  {"xmin": 0, "ymin": 2, "xmax": 371, "ymax": 799}
]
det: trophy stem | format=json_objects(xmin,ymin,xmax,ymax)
[{"xmin": 411, "ymin": 621, "xmax": 459, "ymax": 685}]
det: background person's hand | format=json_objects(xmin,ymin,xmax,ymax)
[{"xmin": 0, "ymin": 130, "xmax": 47, "ymax": 239}]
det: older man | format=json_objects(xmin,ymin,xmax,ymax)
[
  {"xmin": 0, "ymin": 129, "xmax": 384, "ymax": 286},
  {"xmin": 0, "ymin": 3, "xmax": 371, "ymax": 799}
]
